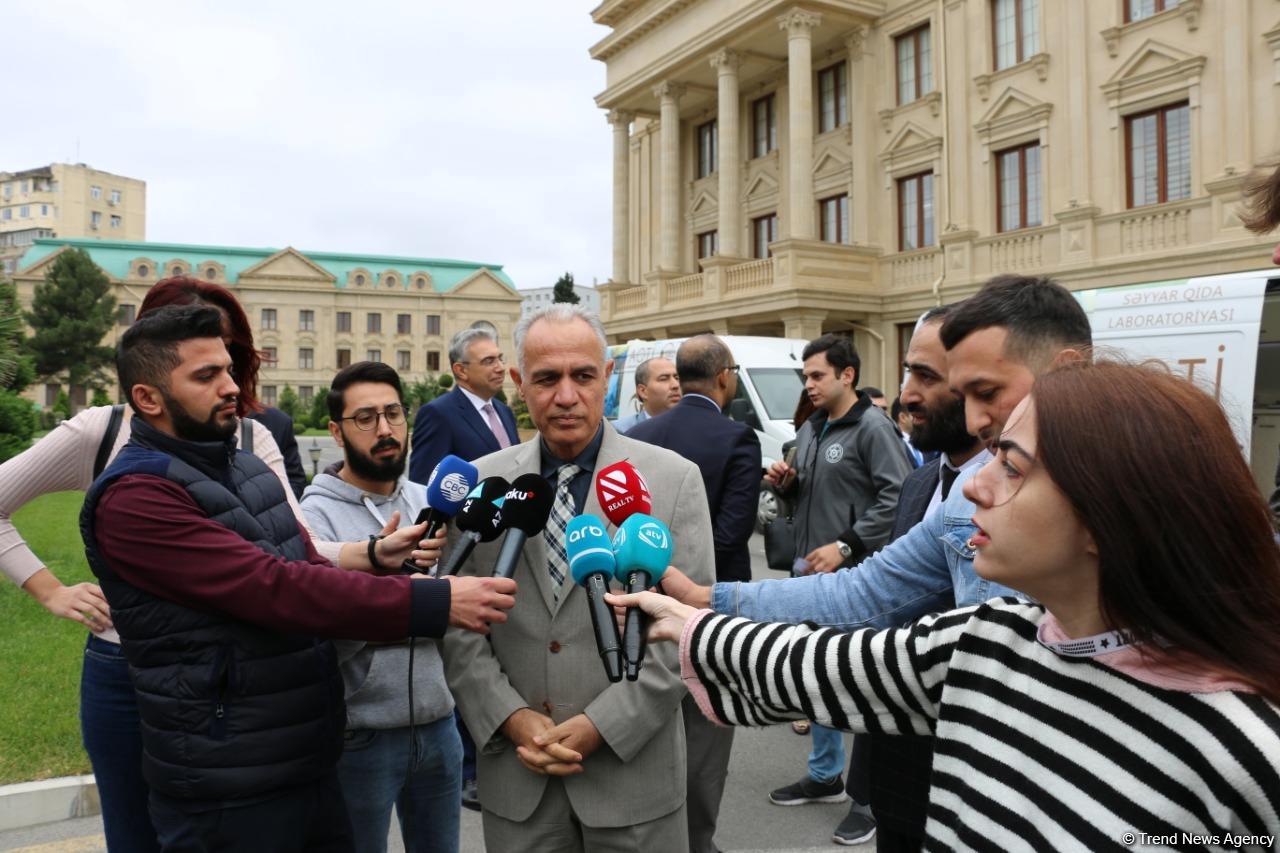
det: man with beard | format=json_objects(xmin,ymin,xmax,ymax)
[
  {"xmin": 83, "ymin": 307, "xmax": 516, "ymax": 850},
  {"xmin": 301, "ymin": 361, "xmax": 464, "ymax": 853}
]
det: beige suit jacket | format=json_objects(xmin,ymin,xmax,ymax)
[{"xmin": 441, "ymin": 421, "xmax": 715, "ymax": 827}]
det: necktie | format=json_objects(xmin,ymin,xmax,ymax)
[
  {"xmin": 544, "ymin": 464, "xmax": 580, "ymax": 601},
  {"xmin": 940, "ymin": 465, "xmax": 960, "ymax": 501},
  {"xmin": 483, "ymin": 403, "xmax": 512, "ymax": 449}
]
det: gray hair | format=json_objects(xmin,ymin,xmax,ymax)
[
  {"xmin": 448, "ymin": 327, "xmax": 497, "ymax": 367},
  {"xmin": 513, "ymin": 304, "xmax": 609, "ymax": 372}
]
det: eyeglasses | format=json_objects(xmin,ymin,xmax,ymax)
[
  {"xmin": 459, "ymin": 354, "xmax": 505, "ymax": 368},
  {"xmin": 723, "ymin": 364, "xmax": 741, "ymax": 375},
  {"xmin": 340, "ymin": 404, "xmax": 407, "ymax": 431}
]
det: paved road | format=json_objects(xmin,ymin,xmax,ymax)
[{"xmin": 0, "ymin": 536, "xmax": 870, "ymax": 853}]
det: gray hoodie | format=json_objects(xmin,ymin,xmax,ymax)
[{"xmin": 300, "ymin": 472, "xmax": 454, "ymax": 730}]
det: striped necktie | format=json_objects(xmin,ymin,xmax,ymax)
[{"xmin": 544, "ymin": 463, "xmax": 580, "ymax": 601}]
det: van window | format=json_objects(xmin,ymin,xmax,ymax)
[{"xmin": 747, "ymin": 367, "xmax": 805, "ymax": 420}]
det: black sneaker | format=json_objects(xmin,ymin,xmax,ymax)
[
  {"xmin": 767, "ymin": 775, "xmax": 848, "ymax": 806},
  {"xmin": 461, "ymin": 778, "xmax": 481, "ymax": 812},
  {"xmin": 832, "ymin": 801, "xmax": 876, "ymax": 845}
]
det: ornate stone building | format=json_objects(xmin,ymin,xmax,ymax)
[{"xmin": 592, "ymin": 0, "xmax": 1277, "ymax": 388}]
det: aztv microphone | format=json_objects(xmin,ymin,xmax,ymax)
[
  {"xmin": 414, "ymin": 455, "xmax": 479, "ymax": 537},
  {"xmin": 491, "ymin": 473, "xmax": 555, "ymax": 580},
  {"xmin": 439, "ymin": 476, "xmax": 509, "ymax": 576},
  {"xmin": 594, "ymin": 460, "xmax": 652, "ymax": 527},
  {"xmin": 611, "ymin": 514, "xmax": 673, "ymax": 680},
  {"xmin": 566, "ymin": 515, "xmax": 624, "ymax": 683}
]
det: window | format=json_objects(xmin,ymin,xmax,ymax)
[
  {"xmin": 817, "ymin": 62, "xmax": 848, "ymax": 132},
  {"xmin": 426, "ymin": 314, "xmax": 441, "ymax": 336},
  {"xmin": 1126, "ymin": 0, "xmax": 1181, "ymax": 23},
  {"xmin": 993, "ymin": 0, "xmax": 1038, "ymax": 70},
  {"xmin": 367, "ymin": 349, "xmax": 382, "ymax": 363},
  {"xmin": 44, "ymin": 384, "xmax": 59, "ymax": 407},
  {"xmin": 117, "ymin": 304, "xmax": 136, "ymax": 326},
  {"xmin": 110, "ymin": 215, "xmax": 121, "ymax": 229},
  {"xmin": 337, "ymin": 348, "xmax": 352, "ymax": 369},
  {"xmin": 819, "ymin": 195, "xmax": 849, "ymax": 244},
  {"xmin": 336, "ymin": 311, "xmax": 351, "ymax": 333},
  {"xmin": 299, "ymin": 309, "xmax": 315, "ymax": 331},
  {"xmin": 90, "ymin": 211, "xmax": 101, "ymax": 229},
  {"xmin": 40, "ymin": 205, "xmax": 48, "ymax": 215},
  {"xmin": 752, "ymin": 94, "xmax": 777, "ymax": 157},
  {"xmin": 696, "ymin": 230, "xmax": 719, "ymax": 259},
  {"xmin": 263, "ymin": 386, "xmax": 278, "ymax": 407},
  {"xmin": 367, "ymin": 313, "xmax": 382, "ymax": 334},
  {"xmin": 261, "ymin": 308, "xmax": 277, "ymax": 330},
  {"xmin": 996, "ymin": 142, "xmax": 1043, "ymax": 231},
  {"xmin": 18, "ymin": 206, "xmax": 29, "ymax": 218},
  {"xmin": 261, "ymin": 346, "xmax": 278, "ymax": 365},
  {"xmin": 397, "ymin": 313, "xmax": 411, "ymax": 335},
  {"xmin": 896, "ymin": 25, "xmax": 933, "ymax": 105},
  {"xmin": 0, "ymin": 209, "xmax": 8, "ymax": 221},
  {"xmin": 427, "ymin": 351, "xmax": 441, "ymax": 372},
  {"xmin": 1126, "ymin": 102, "xmax": 1190, "ymax": 208},
  {"xmin": 299, "ymin": 387, "xmax": 314, "ymax": 405},
  {"xmin": 752, "ymin": 214, "xmax": 779, "ymax": 259},
  {"xmin": 697, "ymin": 121, "xmax": 718, "ymax": 179},
  {"xmin": 898, "ymin": 172, "xmax": 935, "ymax": 250},
  {"xmin": 90, "ymin": 186, "xmax": 101, "ymax": 200},
  {"xmin": 384, "ymin": 274, "xmax": 397, "ymax": 288},
  {"xmin": 205, "ymin": 266, "xmax": 217, "ymax": 280},
  {"xmin": 136, "ymin": 264, "xmax": 149, "ymax": 278},
  {"xmin": 354, "ymin": 273, "xmax": 366, "ymax": 286},
  {"xmin": 397, "ymin": 350, "xmax": 411, "ymax": 371},
  {"xmin": 298, "ymin": 348, "xmax": 314, "ymax": 370},
  {"xmin": 109, "ymin": 189, "xmax": 121, "ymax": 205},
  {"xmin": 171, "ymin": 265, "xmax": 183, "ymax": 277}
]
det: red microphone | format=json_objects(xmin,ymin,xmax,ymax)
[{"xmin": 594, "ymin": 461, "xmax": 653, "ymax": 527}]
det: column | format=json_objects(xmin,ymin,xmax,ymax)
[
  {"xmin": 779, "ymin": 9, "xmax": 821, "ymax": 240},
  {"xmin": 608, "ymin": 110, "xmax": 634, "ymax": 283},
  {"xmin": 654, "ymin": 81, "xmax": 686, "ymax": 272},
  {"xmin": 846, "ymin": 26, "xmax": 872, "ymax": 245},
  {"xmin": 710, "ymin": 49, "xmax": 742, "ymax": 258}
]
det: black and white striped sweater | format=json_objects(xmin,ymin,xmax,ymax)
[{"xmin": 682, "ymin": 600, "xmax": 1280, "ymax": 852}]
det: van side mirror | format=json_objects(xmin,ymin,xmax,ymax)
[{"xmin": 728, "ymin": 398, "xmax": 762, "ymax": 431}]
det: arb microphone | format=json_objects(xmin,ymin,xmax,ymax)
[
  {"xmin": 415, "ymin": 455, "xmax": 479, "ymax": 537},
  {"xmin": 491, "ymin": 473, "xmax": 555, "ymax": 580},
  {"xmin": 439, "ymin": 476, "xmax": 509, "ymax": 576},
  {"xmin": 566, "ymin": 515, "xmax": 624, "ymax": 683},
  {"xmin": 611, "ymin": 514, "xmax": 673, "ymax": 680},
  {"xmin": 594, "ymin": 461, "xmax": 652, "ymax": 528}
]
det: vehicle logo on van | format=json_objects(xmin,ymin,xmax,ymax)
[{"xmin": 824, "ymin": 444, "xmax": 844, "ymax": 464}]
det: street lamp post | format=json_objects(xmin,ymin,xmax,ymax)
[{"xmin": 308, "ymin": 438, "xmax": 321, "ymax": 478}]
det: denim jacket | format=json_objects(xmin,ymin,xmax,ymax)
[{"xmin": 712, "ymin": 466, "xmax": 1022, "ymax": 630}]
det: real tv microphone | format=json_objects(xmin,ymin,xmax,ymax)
[
  {"xmin": 594, "ymin": 460, "xmax": 652, "ymax": 528},
  {"xmin": 491, "ymin": 473, "xmax": 556, "ymax": 580},
  {"xmin": 566, "ymin": 515, "xmax": 624, "ymax": 683},
  {"xmin": 612, "ymin": 514, "xmax": 673, "ymax": 680},
  {"xmin": 439, "ymin": 476, "xmax": 509, "ymax": 576},
  {"xmin": 414, "ymin": 455, "xmax": 480, "ymax": 537}
]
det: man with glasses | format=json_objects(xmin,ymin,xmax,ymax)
[{"xmin": 302, "ymin": 360, "xmax": 466, "ymax": 852}]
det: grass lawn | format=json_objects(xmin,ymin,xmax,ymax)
[{"xmin": 0, "ymin": 492, "xmax": 94, "ymax": 784}]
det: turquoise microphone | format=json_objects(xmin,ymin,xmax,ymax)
[
  {"xmin": 567, "ymin": 514, "xmax": 624, "ymax": 683},
  {"xmin": 611, "ymin": 513, "xmax": 673, "ymax": 680}
]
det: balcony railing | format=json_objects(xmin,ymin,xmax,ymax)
[
  {"xmin": 888, "ymin": 248, "xmax": 941, "ymax": 290},
  {"xmin": 1119, "ymin": 206, "xmax": 1192, "ymax": 255},
  {"xmin": 724, "ymin": 258, "xmax": 773, "ymax": 294},
  {"xmin": 614, "ymin": 286, "xmax": 648, "ymax": 314},
  {"xmin": 665, "ymin": 273, "xmax": 704, "ymax": 303},
  {"xmin": 989, "ymin": 231, "xmax": 1044, "ymax": 272}
]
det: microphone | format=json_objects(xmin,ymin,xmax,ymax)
[
  {"xmin": 566, "ymin": 515, "xmax": 624, "ymax": 683},
  {"xmin": 439, "ymin": 476, "xmax": 509, "ymax": 576},
  {"xmin": 611, "ymin": 514, "xmax": 673, "ymax": 680},
  {"xmin": 414, "ymin": 455, "xmax": 479, "ymax": 537},
  {"xmin": 594, "ymin": 461, "xmax": 652, "ymax": 528},
  {"xmin": 490, "ymin": 473, "xmax": 555, "ymax": 580}
]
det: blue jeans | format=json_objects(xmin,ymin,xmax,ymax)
[
  {"xmin": 336, "ymin": 716, "xmax": 463, "ymax": 853},
  {"xmin": 80, "ymin": 634, "xmax": 161, "ymax": 853},
  {"xmin": 808, "ymin": 724, "xmax": 845, "ymax": 784}
]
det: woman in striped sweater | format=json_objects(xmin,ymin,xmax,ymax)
[{"xmin": 613, "ymin": 361, "xmax": 1280, "ymax": 851}]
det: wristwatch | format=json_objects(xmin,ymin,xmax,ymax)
[{"xmin": 836, "ymin": 541, "xmax": 853, "ymax": 560}]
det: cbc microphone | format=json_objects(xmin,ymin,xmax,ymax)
[
  {"xmin": 594, "ymin": 461, "xmax": 652, "ymax": 528},
  {"xmin": 491, "ymin": 473, "xmax": 555, "ymax": 580},
  {"xmin": 566, "ymin": 515, "xmax": 624, "ymax": 683},
  {"xmin": 414, "ymin": 455, "xmax": 479, "ymax": 537},
  {"xmin": 439, "ymin": 476, "xmax": 509, "ymax": 576},
  {"xmin": 611, "ymin": 514, "xmax": 673, "ymax": 680}
]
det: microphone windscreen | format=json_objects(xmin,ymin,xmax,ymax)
[
  {"xmin": 424, "ymin": 455, "xmax": 479, "ymax": 518},
  {"xmin": 499, "ymin": 473, "xmax": 556, "ymax": 535},
  {"xmin": 611, "ymin": 513, "xmax": 673, "ymax": 585},
  {"xmin": 455, "ymin": 476, "xmax": 510, "ymax": 540},
  {"xmin": 594, "ymin": 461, "xmax": 653, "ymax": 527},
  {"xmin": 566, "ymin": 514, "xmax": 616, "ymax": 585}
]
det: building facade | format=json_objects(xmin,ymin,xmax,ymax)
[
  {"xmin": 12, "ymin": 238, "xmax": 522, "ymax": 410},
  {"xmin": 592, "ymin": 0, "xmax": 1278, "ymax": 388},
  {"xmin": 0, "ymin": 164, "xmax": 145, "ymax": 275},
  {"xmin": 520, "ymin": 282, "xmax": 602, "ymax": 316}
]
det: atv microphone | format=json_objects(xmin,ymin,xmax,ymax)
[
  {"xmin": 611, "ymin": 514, "xmax": 673, "ymax": 680},
  {"xmin": 439, "ymin": 476, "xmax": 509, "ymax": 577},
  {"xmin": 414, "ymin": 455, "xmax": 479, "ymax": 537},
  {"xmin": 594, "ymin": 460, "xmax": 652, "ymax": 528},
  {"xmin": 491, "ymin": 473, "xmax": 555, "ymax": 580},
  {"xmin": 566, "ymin": 515, "xmax": 624, "ymax": 683}
]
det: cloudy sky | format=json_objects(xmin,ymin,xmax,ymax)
[{"xmin": 7, "ymin": 1, "xmax": 613, "ymax": 291}]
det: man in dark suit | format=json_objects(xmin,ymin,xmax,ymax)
[
  {"xmin": 246, "ymin": 406, "xmax": 307, "ymax": 499},
  {"xmin": 627, "ymin": 334, "xmax": 761, "ymax": 853}
]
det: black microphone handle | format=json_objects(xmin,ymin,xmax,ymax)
[
  {"xmin": 622, "ymin": 571, "xmax": 652, "ymax": 680},
  {"xmin": 414, "ymin": 506, "xmax": 448, "ymax": 538},
  {"xmin": 585, "ymin": 572, "xmax": 624, "ymax": 683},
  {"xmin": 492, "ymin": 529, "xmax": 529, "ymax": 580},
  {"xmin": 440, "ymin": 531, "xmax": 481, "ymax": 577}
]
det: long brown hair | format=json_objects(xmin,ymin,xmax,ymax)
[
  {"xmin": 1033, "ymin": 360, "xmax": 1280, "ymax": 703},
  {"xmin": 139, "ymin": 277, "xmax": 263, "ymax": 415}
]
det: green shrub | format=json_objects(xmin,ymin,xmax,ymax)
[{"xmin": 0, "ymin": 391, "xmax": 37, "ymax": 462}]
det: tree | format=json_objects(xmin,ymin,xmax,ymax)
[
  {"xmin": 0, "ymin": 278, "xmax": 36, "ymax": 461},
  {"xmin": 308, "ymin": 386, "xmax": 330, "ymax": 430},
  {"xmin": 23, "ymin": 248, "xmax": 117, "ymax": 395},
  {"xmin": 552, "ymin": 272, "xmax": 579, "ymax": 304},
  {"xmin": 278, "ymin": 385, "xmax": 300, "ymax": 421},
  {"xmin": 0, "ymin": 392, "xmax": 36, "ymax": 462},
  {"xmin": 0, "ymin": 278, "xmax": 20, "ymax": 389}
]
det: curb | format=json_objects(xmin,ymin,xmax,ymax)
[{"xmin": 0, "ymin": 776, "xmax": 99, "ymax": 833}]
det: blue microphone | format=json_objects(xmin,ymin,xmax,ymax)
[
  {"xmin": 612, "ymin": 514, "xmax": 673, "ymax": 680},
  {"xmin": 415, "ymin": 455, "xmax": 479, "ymax": 537},
  {"xmin": 567, "ymin": 515, "xmax": 624, "ymax": 683}
]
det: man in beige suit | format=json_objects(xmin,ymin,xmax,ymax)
[{"xmin": 442, "ymin": 304, "xmax": 715, "ymax": 852}]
